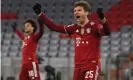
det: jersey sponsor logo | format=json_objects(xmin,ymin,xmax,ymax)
[
  {"xmin": 76, "ymin": 37, "xmax": 81, "ymax": 46},
  {"xmin": 76, "ymin": 37, "xmax": 89, "ymax": 46},
  {"xmin": 86, "ymin": 41, "xmax": 88, "ymax": 44},
  {"xmin": 86, "ymin": 28, "xmax": 91, "ymax": 33},
  {"xmin": 82, "ymin": 41, "xmax": 84, "ymax": 44}
]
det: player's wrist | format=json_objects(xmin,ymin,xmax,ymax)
[
  {"xmin": 101, "ymin": 17, "xmax": 106, "ymax": 23},
  {"xmin": 38, "ymin": 12, "xmax": 42, "ymax": 16},
  {"xmin": 11, "ymin": 22, "xmax": 17, "ymax": 30}
]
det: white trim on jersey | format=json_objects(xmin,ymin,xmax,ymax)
[
  {"xmin": 94, "ymin": 66, "xmax": 99, "ymax": 80},
  {"xmin": 64, "ymin": 26, "xmax": 69, "ymax": 34},
  {"xmin": 32, "ymin": 62, "xmax": 38, "ymax": 77}
]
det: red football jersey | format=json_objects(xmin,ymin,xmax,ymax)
[
  {"xmin": 39, "ymin": 13, "xmax": 110, "ymax": 69},
  {"xmin": 22, "ymin": 34, "xmax": 39, "ymax": 64},
  {"xmin": 13, "ymin": 22, "xmax": 44, "ymax": 64},
  {"xmin": 71, "ymin": 22, "xmax": 103, "ymax": 68}
]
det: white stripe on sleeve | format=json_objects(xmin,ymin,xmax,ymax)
[{"xmin": 64, "ymin": 26, "xmax": 69, "ymax": 34}]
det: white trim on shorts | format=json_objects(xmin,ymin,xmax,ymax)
[
  {"xmin": 94, "ymin": 66, "xmax": 99, "ymax": 80},
  {"xmin": 32, "ymin": 62, "xmax": 38, "ymax": 77}
]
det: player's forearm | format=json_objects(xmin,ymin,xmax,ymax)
[
  {"xmin": 14, "ymin": 29, "xmax": 24, "ymax": 40},
  {"xmin": 34, "ymin": 22, "xmax": 44, "ymax": 42},
  {"xmin": 38, "ymin": 20, "xmax": 44, "ymax": 34},
  {"xmin": 37, "ymin": 23, "xmax": 44, "ymax": 38},
  {"xmin": 38, "ymin": 13, "xmax": 66, "ymax": 33},
  {"xmin": 97, "ymin": 8, "xmax": 110, "ymax": 35},
  {"xmin": 102, "ymin": 22, "xmax": 110, "ymax": 35},
  {"xmin": 11, "ymin": 22, "xmax": 24, "ymax": 40}
]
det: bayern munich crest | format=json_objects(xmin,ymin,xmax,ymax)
[{"xmin": 86, "ymin": 28, "xmax": 91, "ymax": 33}]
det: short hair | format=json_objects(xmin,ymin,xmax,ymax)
[
  {"xmin": 24, "ymin": 19, "xmax": 37, "ymax": 32},
  {"xmin": 74, "ymin": 0, "xmax": 91, "ymax": 18}
]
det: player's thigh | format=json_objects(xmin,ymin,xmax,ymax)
[
  {"xmin": 84, "ymin": 65, "xmax": 100, "ymax": 80},
  {"xmin": 19, "ymin": 65, "xmax": 29, "ymax": 80},
  {"xmin": 27, "ymin": 62, "xmax": 40, "ymax": 80}
]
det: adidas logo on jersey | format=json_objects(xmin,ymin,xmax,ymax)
[{"xmin": 76, "ymin": 29, "xmax": 79, "ymax": 32}]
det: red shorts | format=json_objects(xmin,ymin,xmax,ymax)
[
  {"xmin": 19, "ymin": 61, "xmax": 40, "ymax": 80},
  {"xmin": 73, "ymin": 63, "xmax": 100, "ymax": 80}
]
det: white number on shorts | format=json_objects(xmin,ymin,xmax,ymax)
[
  {"xmin": 85, "ymin": 71, "xmax": 94, "ymax": 78},
  {"xmin": 28, "ymin": 70, "xmax": 34, "ymax": 77}
]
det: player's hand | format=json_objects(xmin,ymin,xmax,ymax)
[
  {"xmin": 97, "ymin": 8, "xmax": 104, "ymax": 20},
  {"xmin": 33, "ymin": 3, "xmax": 41, "ymax": 15},
  {"xmin": 11, "ymin": 22, "xmax": 17, "ymax": 30},
  {"xmin": 97, "ymin": 8, "xmax": 106, "ymax": 23}
]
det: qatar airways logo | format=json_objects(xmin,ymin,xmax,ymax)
[{"xmin": 76, "ymin": 37, "xmax": 81, "ymax": 46}]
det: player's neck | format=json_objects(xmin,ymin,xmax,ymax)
[
  {"xmin": 25, "ymin": 31, "xmax": 33, "ymax": 36},
  {"xmin": 79, "ymin": 18, "xmax": 89, "ymax": 28}
]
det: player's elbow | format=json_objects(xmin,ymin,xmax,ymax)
[
  {"xmin": 103, "ymin": 24, "xmax": 110, "ymax": 36},
  {"xmin": 40, "ymin": 31, "xmax": 44, "ymax": 35},
  {"xmin": 104, "ymin": 31, "xmax": 110, "ymax": 36},
  {"xmin": 103, "ymin": 28, "xmax": 110, "ymax": 36},
  {"xmin": 47, "ymin": 25, "xmax": 59, "ymax": 32}
]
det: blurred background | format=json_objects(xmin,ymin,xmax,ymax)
[{"xmin": 1, "ymin": 0, "xmax": 133, "ymax": 80}]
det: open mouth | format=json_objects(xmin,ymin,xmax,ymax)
[{"xmin": 76, "ymin": 16, "xmax": 80, "ymax": 19}]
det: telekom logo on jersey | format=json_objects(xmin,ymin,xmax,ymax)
[
  {"xmin": 76, "ymin": 37, "xmax": 81, "ymax": 46},
  {"xmin": 76, "ymin": 37, "xmax": 89, "ymax": 46}
]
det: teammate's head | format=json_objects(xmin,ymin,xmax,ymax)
[
  {"xmin": 24, "ymin": 19, "xmax": 37, "ymax": 34},
  {"xmin": 74, "ymin": 1, "xmax": 91, "ymax": 24}
]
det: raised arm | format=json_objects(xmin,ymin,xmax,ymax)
[
  {"xmin": 12, "ymin": 22, "xmax": 24, "ymax": 40},
  {"xmin": 93, "ymin": 8, "xmax": 110, "ymax": 36},
  {"xmin": 39, "ymin": 13, "xmax": 78, "ymax": 34},
  {"xmin": 33, "ymin": 3, "xmax": 79, "ymax": 34},
  {"xmin": 91, "ymin": 21, "xmax": 110, "ymax": 36},
  {"xmin": 33, "ymin": 18, "xmax": 44, "ymax": 42}
]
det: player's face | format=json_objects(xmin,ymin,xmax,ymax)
[
  {"xmin": 24, "ymin": 23, "xmax": 34, "ymax": 34},
  {"xmin": 74, "ymin": 6, "xmax": 88, "ymax": 24}
]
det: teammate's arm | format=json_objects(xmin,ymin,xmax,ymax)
[
  {"xmin": 93, "ymin": 8, "xmax": 110, "ymax": 36},
  {"xmin": 11, "ymin": 22, "xmax": 24, "ymax": 40},
  {"xmin": 33, "ymin": 3, "xmax": 78, "ymax": 34},
  {"xmin": 33, "ymin": 18, "xmax": 44, "ymax": 42}
]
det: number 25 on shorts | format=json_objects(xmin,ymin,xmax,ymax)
[{"xmin": 85, "ymin": 71, "xmax": 94, "ymax": 79}]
